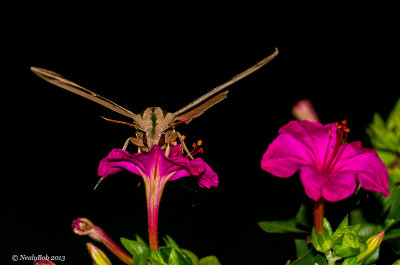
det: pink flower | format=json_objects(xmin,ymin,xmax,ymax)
[
  {"xmin": 292, "ymin": 99, "xmax": 320, "ymax": 123},
  {"xmin": 261, "ymin": 120, "xmax": 389, "ymax": 202},
  {"xmin": 97, "ymin": 144, "xmax": 218, "ymax": 250}
]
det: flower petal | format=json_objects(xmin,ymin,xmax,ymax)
[
  {"xmin": 333, "ymin": 141, "xmax": 390, "ymax": 196},
  {"xmin": 299, "ymin": 166, "xmax": 324, "ymax": 201},
  {"xmin": 191, "ymin": 159, "xmax": 219, "ymax": 188},
  {"xmin": 262, "ymin": 120, "xmax": 336, "ymax": 177},
  {"xmin": 321, "ymin": 171, "xmax": 358, "ymax": 202},
  {"xmin": 299, "ymin": 163, "xmax": 358, "ymax": 202},
  {"xmin": 98, "ymin": 149, "xmax": 142, "ymax": 178},
  {"xmin": 98, "ymin": 146, "xmax": 218, "ymax": 189}
]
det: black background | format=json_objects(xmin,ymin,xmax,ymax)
[{"xmin": 3, "ymin": 4, "xmax": 399, "ymax": 264}]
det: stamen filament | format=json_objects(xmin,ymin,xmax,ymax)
[
  {"xmin": 324, "ymin": 120, "xmax": 349, "ymax": 173},
  {"xmin": 185, "ymin": 140, "xmax": 204, "ymax": 158}
]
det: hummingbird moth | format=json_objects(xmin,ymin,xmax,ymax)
[{"xmin": 31, "ymin": 49, "xmax": 278, "ymax": 155}]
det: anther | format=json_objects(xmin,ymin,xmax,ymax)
[{"xmin": 186, "ymin": 139, "xmax": 204, "ymax": 158}]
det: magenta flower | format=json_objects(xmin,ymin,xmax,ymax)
[
  {"xmin": 292, "ymin": 99, "xmax": 320, "ymax": 123},
  {"xmin": 261, "ymin": 120, "xmax": 389, "ymax": 202},
  {"xmin": 98, "ymin": 144, "xmax": 218, "ymax": 250}
]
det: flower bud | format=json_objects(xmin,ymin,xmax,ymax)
[
  {"xmin": 356, "ymin": 231, "xmax": 385, "ymax": 263},
  {"xmin": 292, "ymin": 99, "xmax": 320, "ymax": 123},
  {"xmin": 87, "ymin": 243, "xmax": 112, "ymax": 265},
  {"xmin": 72, "ymin": 218, "xmax": 105, "ymax": 242},
  {"xmin": 72, "ymin": 218, "xmax": 133, "ymax": 265}
]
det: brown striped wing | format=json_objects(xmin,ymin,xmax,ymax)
[
  {"xmin": 173, "ymin": 48, "xmax": 278, "ymax": 124},
  {"xmin": 31, "ymin": 67, "xmax": 138, "ymax": 120}
]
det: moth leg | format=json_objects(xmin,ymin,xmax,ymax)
[
  {"xmin": 176, "ymin": 132, "xmax": 194, "ymax": 160},
  {"xmin": 165, "ymin": 143, "xmax": 171, "ymax": 157},
  {"xmin": 163, "ymin": 132, "xmax": 177, "ymax": 157},
  {"xmin": 122, "ymin": 137, "xmax": 144, "ymax": 151},
  {"xmin": 165, "ymin": 132, "xmax": 178, "ymax": 144}
]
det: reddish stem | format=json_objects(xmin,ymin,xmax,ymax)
[{"xmin": 314, "ymin": 198, "xmax": 325, "ymax": 236}]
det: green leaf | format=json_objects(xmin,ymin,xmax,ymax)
[
  {"xmin": 333, "ymin": 215, "xmax": 349, "ymax": 239},
  {"xmin": 361, "ymin": 246, "xmax": 380, "ymax": 265},
  {"xmin": 342, "ymin": 256, "xmax": 358, "ymax": 265},
  {"xmin": 163, "ymin": 235, "xmax": 180, "ymax": 251},
  {"xmin": 391, "ymin": 259, "xmax": 400, "ymax": 265},
  {"xmin": 323, "ymin": 218, "xmax": 333, "ymax": 237},
  {"xmin": 289, "ymin": 248, "xmax": 315, "ymax": 264},
  {"xmin": 376, "ymin": 149, "xmax": 397, "ymax": 167},
  {"xmin": 386, "ymin": 180, "xmax": 400, "ymax": 227},
  {"xmin": 332, "ymin": 221, "xmax": 366, "ymax": 259},
  {"xmin": 311, "ymin": 228, "xmax": 322, "ymax": 252},
  {"xmin": 259, "ymin": 219, "xmax": 307, "ymax": 234},
  {"xmin": 151, "ymin": 249, "xmax": 166, "ymax": 264},
  {"xmin": 373, "ymin": 112, "xmax": 386, "ymax": 129},
  {"xmin": 198, "ymin": 256, "xmax": 221, "ymax": 265},
  {"xmin": 385, "ymin": 227, "xmax": 400, "ymax": 240},
  {"xmin": 295, "ymin": 204, "xmax": 311, "ymax": 228},
  {"xmin": 168, "ymin": 248, "xmax": 180, "ymax": 265},
  {"xmin": 357, "ymin": 223, "xmax": 381, "ymax": 242},
  {"xmin": 390, "ymin": 167, "xmax": 400, "ymax": 185},
  {"xmin": 387, "ymin": 98, "xmax": 400, "ymax": 131},
  {"xmin": 180, "ymin": 249, "xmax": 199, "ymax": 265},
  {"xmin": 294, "ymin": 239, "xmax": 310, "ymax": 258},
  {"xmin": 120, "ymin": 237, "xmax": 150, "ymax": 265},
  {"xmin": 147, "ymin": 257, "xmax": 166, "ymax": 265},
  {"xmin": 135, "ymin": 234, "xmax": 147, "ymax": 245},
  {"xmin": 312, "ymin": 254, "xmax": 328, "ymax": 265},
  {"xmin": 159, "ymin": 247, "xmax": 192, "ymax": 265}
]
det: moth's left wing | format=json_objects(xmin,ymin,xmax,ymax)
[
  {"xmin": 173, "ymin": 48, "xmax": 278, "ymax": 124},
  {"xmin": 31, "ymin": 67, "xmax": 138, "ymax": 120}
]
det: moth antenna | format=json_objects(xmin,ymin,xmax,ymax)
[
  {"xmin": 101, "ymin": 116, "xmax": 144, "ymax": 131},
  {"xmin": 163, "ymin": 116, "xmax": 200, "ymax": 132},
  {"xmin": 93, "ymin": 177, "xmax": 104, "ymax": 191}
]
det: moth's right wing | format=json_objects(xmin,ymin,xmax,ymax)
[
  {"xmin": 173, "ymin": 48, "xmax": 279, "ymax": 124},
  {"xmin": 31, "ymin": 67, "xmax": 138, "ymax": 120}
]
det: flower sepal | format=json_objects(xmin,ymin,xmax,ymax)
[
  {"xmin": 120, "ymin": 235, "xmax": 150, "ymax": 265},
  {"xmin": 311, "ymin": 218, "xmax": 333, "ymax": 254},
  {"xmin": 120, "ymin": 234, "xmax": 220, "ymax": 265},
  {"xmin": 310, "ymin": 215, "xmax": 386, "ymax": 264},
  {"xmin": 331, "ymin": 216, "xmax": 366, "ymax": 259}
]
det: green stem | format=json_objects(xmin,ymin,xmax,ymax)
[{"xmin": 326, "ymin": 250, "xmax": 336, "ymax": 265}]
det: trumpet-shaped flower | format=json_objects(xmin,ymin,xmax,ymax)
[
  {"xmin": 261, "ymin": 120, "xmax": 389, "ymax": 202},
  {"xmin": 97, "ymin": 144, "xmax": 218, "ymax": 250}
]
